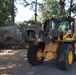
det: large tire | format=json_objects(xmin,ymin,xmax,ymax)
[
  {"xmin": 27, "ymin": 43, "xmax": 45, "ymax": 66},
  {"xmin": 57, "ymin": 44, "xmax": 74, "ymax": 71}
]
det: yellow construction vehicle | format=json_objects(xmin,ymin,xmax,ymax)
[{"xmin": 27, "ymin": 16, "xmax": 76, "ymax": 71}]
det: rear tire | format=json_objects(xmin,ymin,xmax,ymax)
[
  {"xmin": 27, "ymin": 43, "xmax": 45, "ymax": 66},
  {"xmin": 57, "ymin": 44, "xmax": 73, "ymax": 71}
]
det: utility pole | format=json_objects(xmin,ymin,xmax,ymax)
[
  {"xmin": 35, "ymin": 0, "xmax": 39, "ymax": 41},
  {"xmin": 35, "ymin": 0, "xmax": 37, "ymax": 24}
]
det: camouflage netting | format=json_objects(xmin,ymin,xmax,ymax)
[{"xmin": 0, "ymin": 25, "xmax": 23, "ymax": 44}]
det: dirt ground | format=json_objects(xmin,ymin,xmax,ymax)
[{"xmin": 0, "ymin": 49, "xmax": 31, "ymax": 75}]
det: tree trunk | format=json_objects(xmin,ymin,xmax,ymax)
[
  {"xmin": 69, "ymin": 0, "xmax": 73, "ymax": 15},
  {"xmin": 10, "ymin": 0, "xmax": 14, "ymax": 25},
  {"xmin": 59, "ymin": 0, "xmax": 65, "ymax": 16}
]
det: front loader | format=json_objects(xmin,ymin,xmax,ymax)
[{"xmin": 27, "ymin": 16, "xmax": 76, "ymax": 71}]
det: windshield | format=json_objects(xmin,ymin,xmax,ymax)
[
  {"xmin": 51, "ymin": 19, "xmax": 74, "ymax": 32},
  {"xmin": 43, "ymin": 17, "xmax": 74, "ymax": 33},
  {"xmin": 51, "ymin": 21, "xmax": 69, "ymax": 31}
]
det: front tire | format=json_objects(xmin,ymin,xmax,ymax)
[
  {"xmin": 57, "ymin": 44, "xmax": 74, "ymax": 71},
  {"xmin": 27, "ymin": 43, "xmax": 45, "ymax": 66}
]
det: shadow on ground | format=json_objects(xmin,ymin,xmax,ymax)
[
  {"xmin": 0, "ymin": 49, "xmax": 31, "ymax": 75},
  {"xmin": 13, "ymin": 60, "xmax": 76, "ymax": 75}
]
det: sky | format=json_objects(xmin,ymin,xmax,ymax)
[
  {"xmin": 15, "ymin": 0, "xmax": 76, "ymax": 23},
  {"xmin": 15, "ymin": 0, "xmax": 42, "ymax": 22}
]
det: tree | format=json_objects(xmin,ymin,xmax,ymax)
[
  {"xmin": 69, "ymin": 0, "xmax": 76, "ymax": 15},
  {"xmin": 64, "ymin": 0, "xmax": 76, "ymax": 16},
  {"xmin": 0, "ymin": 0, "xmax": 16, "ymax": 26},
  {"xmin": 59, "ymin": 0, "xmax": 65, "ymax": 16},
  {"xmin": 39, "ymin": 0, "xmax": 76, "ymax": 22},
  {"xmin": 72, "ymin": 3, "xmax": 76, "ymax": 15},
  {"xmin": 10, "ymin": 0, "xmax": 15, "ymax": 25},
  {"xmin": 39, "ymin": 0, "xmax": 60, "ymax": 22},
  {"xmin": 16, "ymin": 0, "xmax": 41, "ymax": 23},
  {"xmin": 0, "ymin": 0, "xmax": 10, "ymax": 26},
  {"xmin": 15, "ymin": 0, "xmax": 76, "ymax": 23},
  {"xmin": 8, "ymin": 0, "xmax": 17, "ymax": 25}
]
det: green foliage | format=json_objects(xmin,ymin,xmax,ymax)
[
  {"xmin": 26, "ymin": 19, "xmax": 35, "ymax": 25},
  {"xmin": 71, "ymin": 3, "xmax": 76, "ymax": 15},
  {"xmin": 16, "ymin": 0, "xmax": 35, "ymax": 10},
  {"xmin": 64, "ymin": 0, "xmax": 76, "ymax": 16},
  {"xmin": 0, "ymin": 0, "xmax": 15, "ymax": 26},
  {"xmin": 39, "ymin": 0, "xmax": 60, "ymax": 22}
]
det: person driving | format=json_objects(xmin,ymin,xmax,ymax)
[{"xmin": 58, "ymin": 22, "xmax": 66, "ymax": 31}]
